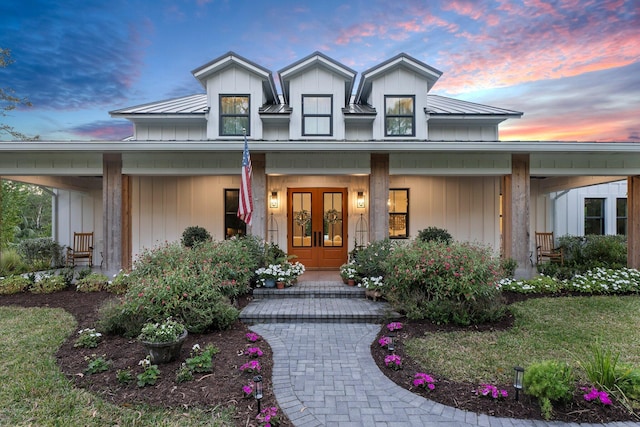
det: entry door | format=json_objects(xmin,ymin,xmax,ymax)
[{"xmin": 288, "ymin": 188, "xmax": 348, "ymax": 269}]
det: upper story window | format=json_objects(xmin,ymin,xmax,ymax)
[
  {"xmin": 302, "ymin": 95, "xmax": 332, "ymax": 136},
  {"xmin": 385, "ymin": 96, "xmax": 415, "ymax": 137},
  {"xmin": 220, "ymin": 95, "xmax": 249, "ymax": 136}
]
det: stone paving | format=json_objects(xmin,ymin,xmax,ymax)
[{"xmin": 243, "ymin": 272, "xmax": 640, "ymax": 427}]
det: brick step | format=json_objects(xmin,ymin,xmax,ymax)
[{"xmin": 253, "ymin": 282, "xmax": 365, "ymax": 299}]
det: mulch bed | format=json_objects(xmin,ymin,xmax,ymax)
[{"xmin": 0, "ymin": 289, "xmax": 637, "ymax": 424}]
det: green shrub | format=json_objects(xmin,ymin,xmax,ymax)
[
  {"xmin": 353, "ymin": 239, "xmax": 395, "ymax": 279},
  {"xmin": 615, "ymin": 366, "xmax": 640, "ymax": 401},
  {"xmin": 524, "ymin": 360, "xmax": 575, "ymax": 420},
  {"xmin": 76, "ymin": 272, "xmax": 109, "ymax": 292},
  {"xmin": 577, "ymin": 343, "xmax": 640, "ymax": 401},
  {"xmin": 98, "ymin": 240, "xmax": 251, "ymax": 336},
  {"xmin": 0, "ymin": 248, "xmax": 27, "ymax": 275},
  {"xmin": 105, "ymin": 270, "xmax": 130, "ymax": 294},
  {"xmin": 30, "ymin": 274, "xmax": 67, "ymax": 293},
  {"xmin": 181, "ymin": 225, "xmax": 211, "ymax": 248},
  {"xmin": 18, "ymin": 237, "xmax": 64, "ymax": 268},
  {"xmin": 416, "ymin": 226, "xmax": 453, "ymax": 244},
  {"xmin": 500, "ymin": 257, "xmax": 517, "ymax": 278},
  {"xmin": 499, "ymin": 275, "xmax": 563, "ymax": 294},
  {"xmin": 0, "ymin": 275, "xmax": 31, "ymax": 294},
  {"xmin": 382, "ymin": 240, "xmax": 505, "ymax": 325},
  {"xmin": 556, "ymin": 234, "xmax": 627, "ymax": 275}
]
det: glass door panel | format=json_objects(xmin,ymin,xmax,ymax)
[
  {"xmin": 292, "ymin": 192, "xmax": 312, "ymax": 247},
  {"xmin": 323, "ymin": 192, "xmax": 343, "ymax": 247}
]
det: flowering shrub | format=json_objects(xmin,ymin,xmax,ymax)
[
  {"xmin": 246, "ymin": 347, "xmax": 264, "ymax": 357},
  {"xmin": 255, "ymin": 261, "xmax": 305, "ymax": 286},
  {"xmin": 106, "ymin": 270, "xmax": 130, "ymax": 294},
  {"xmin": 382, "ymin": 240, "xmax": 506, "ymax": 325},
  {"xmin": 239, "ymin": 360, "xmax": 261, "ymax": 373},
  {"xmin": 498, "ymin": 274, "xmax": 562, "ymax": 294},
  {"xmin": 413, "ymin": 372, "xmax": 436, "ymax": 390},
  {"xmin": 98, "ymin": 240, "xmax": 248, "ymax": 336},
  {"xmin": 582, "ymin": 387, "xmax": 612, "ymax": 405},
  {"xmin": 246, "ymin": 332, "xmax": 261, "ymax": 342},
  {"xmin": 476, "ymin": 384, "xmax": 508, "ymax": 399},
  {"xmin": 256, "ymin": 406, "xmax": 280, "ymax": 427},
  {"xmin": 0, "ymin": 275, "xmax": 31, "ymax": 294},
  {"xmin": 30, "ymin": 274, "xmax": 66, "ymax": 294},
  {"xmin": 352, "ymin": 239, "xmax": 396, "ymax": 278},
  {"xmin": 84, "ymin": 354, "xmax": 110, "ymax": 375},
  {"xmin": 384, "ymin": 354, "xmax": 402, "ymax": 370},
  {"xmin": 386, "ymin": 322, "xmax": 403, "ymax": 332},
  {"xmin": 74, "ymin": 328, "xmax": 102, "ymax": 348}
]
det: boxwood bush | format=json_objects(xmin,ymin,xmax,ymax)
[
  {"xmin": 98, "ymin": 238, "xmax": 259, "ymax": 337},
  {"xmin": 382, "ymin": 240, "xmax": 506, "ymax": 325}
]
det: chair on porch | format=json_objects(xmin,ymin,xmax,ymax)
[
  {"xmin": 66, "ymin": 232, "xmax": 94, "ymax": 267},
  {"xmin": 535, "ymin": 232, "xmax": 563, "ymax": 265}
]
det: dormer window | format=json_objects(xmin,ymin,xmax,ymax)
[
  {"xmin": 385, "ymin": 95, "xmax": 415, "ymax": 137},
  {"xmin": 220, "ymin": 95, "xmax": 250, "ymax": 136},
  {"xmin": 302, "ymin": 95, "xmax": 332, "ymax": 136}
]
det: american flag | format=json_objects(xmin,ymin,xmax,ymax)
[{"xmin": 238, "ymin": 132, "xmax": 253, "ymax": 226}]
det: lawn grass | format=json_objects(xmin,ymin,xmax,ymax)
[
  {"xmin": 405, "ymin": 295, "xmax": 640, "ymax": 384},
  {"xmin": 0, "ymin": 306, "xmax": 234, "ymax": 426}
]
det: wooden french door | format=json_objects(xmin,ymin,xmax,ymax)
[{"xmin": 288, "ymin": 188, "xmax": 348, "ymax": 269}]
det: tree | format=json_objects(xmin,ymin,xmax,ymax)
[{"xmin": 0, "ymin": 48, "xmax": 39, "ymax": 141}]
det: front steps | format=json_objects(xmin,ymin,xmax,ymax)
[{"xmin": 239, "ymin": 275, "xmax": 399, "ymax": 324}]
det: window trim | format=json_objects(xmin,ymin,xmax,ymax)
[
  {"xmin": 384, "ymin": 95, "xmax": 415, "ymax": 137},
  {"xmin": 302, "ymin": 94, "xmax": 333, "ymax": 136},
  {"xmin": 388, "ymin": 188, "xmax": 409, "ymax": 239},
  {"xmin": 219, "ymin": 94, "xmax": 250, "ymax": 136}
]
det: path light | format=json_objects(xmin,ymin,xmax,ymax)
[
  {"xmin": 513, "ymin": 366, "xmax": 524, "ymax": 401},
  {"xmin": 254, "ymin": 375, "xmax": 263, "ymax": 413},
  {"xmin": 387, "ymin": 332, "xmax": 395, "ymax": 352}
]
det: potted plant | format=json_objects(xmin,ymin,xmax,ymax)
[
  {"xmin": 360, "ymin": 276, "xmax": 384, "ymax": 300},
  {"xmin": 340, "ymin": 262, "xmax": 357, "ymax": 285},
  {"xmin": 138, "ymin": 318, "xmax": 188, "ymax": 364},
  {"xmin": 255, "ymin": 264, "xmax": 280, "ymax": 288}
]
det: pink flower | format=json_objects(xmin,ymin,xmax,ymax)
[
  {"xmin": 413, "ymin": 372, "xmax": 436, "ymax": 390},
  {"xmin": 386, "ymin": 322, "xmax": 403, "ymax": 331},
  {"xmin": 378, "ymin": 336, "xmax": 391, "ymax": 347},
  {"xmin": 582, "ymin": 387, "xmax": 612, "ymax": 405},
  {"xmin": 246, "ymin": 347, "xmax": 264, "ymax": 357},
  {"xmin": 246, "ymin": 332, "xmax": 261, "ymax": 342},
  {"xmin": 239, "ymin": 360, "xmax": 261, "ymax": 372}
]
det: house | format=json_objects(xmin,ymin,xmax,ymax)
[{"xmin": 1, "ymin": 51, "xmax": 639, "ymax": 278}]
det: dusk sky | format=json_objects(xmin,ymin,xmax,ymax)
[{"xmin": 1, "ymin": 0, "xmax": 638, "ymax": 142}]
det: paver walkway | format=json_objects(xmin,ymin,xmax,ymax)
[{"xmin": 244, "ymin": 272, "xmax": 640, "ymax": 427}]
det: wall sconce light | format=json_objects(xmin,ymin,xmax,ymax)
[
  {"xmin": 513, "ymin": 366, "xmax": 524, "ymax": 401},
  {"xmin": 357, "ymin": 191, "xmax": 365, "ymax": 209},
  {"xmin": 270, "ymin": 191, "xmax": 278, "ymax": 209}
]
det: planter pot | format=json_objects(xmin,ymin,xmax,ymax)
[
  {"xmin": 263, "ymin": 278, "xmax": 276, "ymax": 288},
  {"xmin": 347, "ymin": 279, "xmax": 356, "ymax": 286},
  {"xmin": 276, "ymin": 281, "xmax": 285, "ymax": 289},
  {"xmin": 141, "ymin": 329, "xmax": 188, "ymax": 364},
  {"xmin": 342, "ymin": 277, "xmax": 348, "ymax": 284},
  {"xmin": 365, "ymin": 289, "xmax": 382, "ymax": 301}
]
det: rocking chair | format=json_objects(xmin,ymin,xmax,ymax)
[
  {"xmin": 535, "ymin": 232, "xmax": 563, "ymax": 265},
  {"xmin": 66, "ymin": 232, "xmax": 94, "ymax": 267}
]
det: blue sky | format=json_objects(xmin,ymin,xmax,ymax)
[{"xmin": 1, "ymin": 0, "xmax": 638, "ymax": 141}]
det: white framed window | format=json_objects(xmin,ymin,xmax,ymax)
[{"xmin": 584, "ymin": 198, "xmax": 605, "ymax": 235}]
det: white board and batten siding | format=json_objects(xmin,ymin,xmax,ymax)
[
  {"xmin": 368, "ymin": 67, "xmax": 428, "ymax": 140},
  {"xmin": 131, "ymin": 175, "xmax": 240, "ymax": 259},
  {"xmin": 204, "ymin": 66, "xmax": 267, "ymax": 140},
  {"xmin": 287, "ymin": 67, "xmax": 347, "ymax": 140},
  {"xmin": 56, "ymin": 189, "xmax": 103, "ymax": 266},
  {"xmin": 134, "ymin": 122, "xmax": 206, "ymax": 141}
]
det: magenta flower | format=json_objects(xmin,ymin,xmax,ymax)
[
  {"xmin": 242, "ymin": 383, "xmax": 254, "ymax": 396},
  {"xmin": 582, "ymin": 387, "xmax": 612, "ymax": 405},
  {"xmin": 246, "ymin": 332, "xmax": 261, "ymax": 342},
  {"xmin": 477, "ymin": 384, "xmax": 508, "ymax": 399},
  {"xmin": 384, "ymin": 354, "xmax": 402, "ymax": 370},
  {"xmin": 239, "ymin": 360, "xmax": 261, "ymax": 373},
  {"xmin": 246, "ymin": 347, "xmax": 264, "ymax": 357},
  {"xmin": 413, "ymin": 372, "xmax": 436, "ymax": 390},
  {"xmin": 386, "ymin": 322, "xmax": 403, "ymax": 332},
  {"xmin": 378, "ymin": 336, "xmax": 391, "ymax": 347}
]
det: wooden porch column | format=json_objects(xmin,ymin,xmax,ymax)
[
  {"xmin": 370, "ymin": 153, "xmax": 389, "ymax": 242},
  {"xmin": 103, "ymin": 154, "xmax": 122, "ymax": 274},
  {"xmin": 504, "ymin": 154, "xmax": 533, "ymax": 278},
  {"xmin": 249, "ymin": 153, "xmax": 266, "ymax": 240},
  {"xmin": 628, "ymin": 176, "xmax": 640, "ymax": 268}
]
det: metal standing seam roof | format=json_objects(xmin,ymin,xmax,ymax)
[
  {"xmin": 110, "ymin": 94, "xmax": 208, "ymax": 115},
  {"xmin": 426, "ymin": 94, "xmax": 523, "ymax": 117},
  {"xmin": 109, "ymin": 93, "xmax": 521, "ymax": 119}
]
